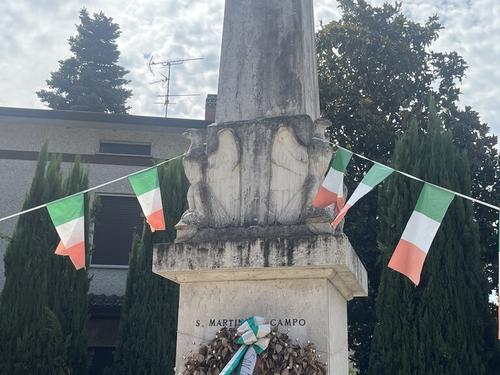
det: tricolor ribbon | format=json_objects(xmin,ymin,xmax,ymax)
[{"xmin": 219, "ymin": 317, "xmax": 271, "ymax": 375}]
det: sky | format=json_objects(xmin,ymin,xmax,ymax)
[{"xmin": 0, "ymin": 0, "xmax": 499, "ymax": 135}]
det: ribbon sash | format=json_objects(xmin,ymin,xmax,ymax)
[
  {"xmin": 219, "ymin": 317, "xmax": 270, "ymax": 375},
  {"xmin": 220, "ymin": 346, "xmax": 248, "ymax": 375},
  {"xmin": 238, "ymin": 346, "xmax": 257, "ymax": 375}
]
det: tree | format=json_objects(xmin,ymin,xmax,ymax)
[
  {"xmin": 316, "ymin": 1, "xmax": 499, "ymax": 371},
  {"xmin": 37, "ymin": 9, "xmax": 132, "ymax": 113},
  {"xmin": 109, "ymin": 159, "xmax": 189, "ymax": 375},
  {"xmin": 0, "ymin": 147, "xmax": 90, "ymax": 374},
  {"xmin": 47, "ymin": 159, "xmax": 91, "ymax": 374},
  {"xmin": 368, "ymin": 99, "xmax": 489, "ymax": 374}
]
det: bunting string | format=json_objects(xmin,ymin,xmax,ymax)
[
  {"xmin": 316, "ymin": 139, "xmax": 500, "ymax": 212},
  {"xmin": 0, "ymin": 153, "xmax": 186, "ymax": 223},
  {"xmin": 314, "ymin": 139, "xmax": 500, "ymax": 339},
  {"xmin": 1, "ymin": 143, "xmax": 499, "ymax": 220},
  {"xmin": 0, "ymin": 142, "xmax": 499, "ymax": 337}
]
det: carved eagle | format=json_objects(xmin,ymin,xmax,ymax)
[
  {"xmin": 206, "ymin": 128, "xmax": 241, "ymax": 226},
  {"xmin": 269, "ymin": 126, "xmax": 309, "ymax": 224}
]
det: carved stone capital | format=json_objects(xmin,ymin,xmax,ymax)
[{"xmin": 177, "ymin": 115, "xmax": 339, "ymax": 243}]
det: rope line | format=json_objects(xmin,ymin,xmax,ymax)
[
  {"xmin": 1, "ymin": 139, "xmax": 499, "ymax": 223},
  {"xmin": 0, "ymin": 153, "xmax": 186, "ymax": 223},
  {"xmin": 315, "ymin": 139, "xmax": 500, "ymax": 212}
]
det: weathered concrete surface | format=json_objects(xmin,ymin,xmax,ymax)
[
  {"xmin": 216, "ymin": 0, "xmax": 320, "ymax": 123},
  {"xmin": 153, "ymin": 234, "xmax": 368, "ymax": 301},
  {"xmin": 177, "ymin": 116, "xmax": 334, "ymax": 242},
  {"xmin": 154, "ymin": 234, "xmax": 367, "ymax": 374},
  {"xmin": 0, "ymin": 117, "xmax": 191, "ymax": 293},
  {"xmin": 154, "ymin": 1, "xmax": 369, "ymax": 373},
  {"xmin": 174, "ymin": 279, "xmax": 348, "ymax": 375}
]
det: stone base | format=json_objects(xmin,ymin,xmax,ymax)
[
  {"xmin": 176, "ymin": 278, "xmax": 347, "ymax": 374},
  {"xmin": 153, "ymin": 234, "xmax": 367, "ymax": 374}
]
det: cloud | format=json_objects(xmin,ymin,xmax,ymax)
[
  {"xmin": 0, "ymin": 0, "xmax": 498, "ymax": 135},
  {"xmin": 385, "ymin": 0, "xmax": 500, "ymax": 135}
]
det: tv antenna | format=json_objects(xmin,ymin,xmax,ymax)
[{"xmin": 148, "ymin": 56, "xmax": 203, "ymax": 117}]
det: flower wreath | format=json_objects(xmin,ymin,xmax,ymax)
[{"xmin": 181, "ymin": 321, "xmax": 327, "ymax": 375}]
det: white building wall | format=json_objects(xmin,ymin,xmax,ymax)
[{"xmin": 0, "ymin": 117, "xmax": 192, "ymax": 295}]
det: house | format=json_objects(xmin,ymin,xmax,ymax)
[{"xmin": 0, "ymin": 98, "xmax": 215, "ymax": 373}]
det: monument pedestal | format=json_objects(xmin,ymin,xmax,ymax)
[
  {"xmin": 153, "ymin": 234, "xmax": 367, "ymax": 374},
  {"xmin": 154, "ymin": 1, "xmax": 369, "ymax": 372}
]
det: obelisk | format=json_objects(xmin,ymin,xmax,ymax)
[
  {"xmin": 216, "ymin": 0, "xmax": 320, "ymax": 123},
  {"xmin": 153, "ymin": 1, "xmax": 368, "ymax": 374}
]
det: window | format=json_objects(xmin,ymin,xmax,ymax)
[
  {"xmin": 91, "ymin": 195, "xmax": 144, "ymax": 266},
  {"xmin": 99, "ymin": 141, "xmax": 151, "ymax": 157}
]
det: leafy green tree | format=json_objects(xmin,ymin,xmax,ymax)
[
  {"xmin": 368, "ymin": 100, "xmax": 489, "ymax": 374},
  {"xmin": 316, "ymin": 1, "xmax": 499, "ymax": 371},
  {"xmin": 110, "ymin": 159, "xmax": 189, "ymax": 375},
  {"xmin": 0, "ymin": 147, "xmax": 90, "ymax": 374},
  {"xmin": 37, "ymin": 9, "xmax": 132, "ymax": 113}
]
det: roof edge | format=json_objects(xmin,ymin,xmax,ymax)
[{"xmin": 0, "ymin": 106, "xmax": 210, "ymax": 129}]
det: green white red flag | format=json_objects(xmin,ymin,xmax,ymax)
[
  {"xmin": 313, "ymin": 148, "xmax": 353, "ymax": 211},
  {"xmin": 47, "ymin": 194, "xmax": 86, "ymax": 270},
  {"xmin": 388, "ymin": 183, "xmax": 454, "ymax": 285},
  {"xmin": 128, "ymin": 167, "xmax": 166, "ymax": 232},
  {"xmin": 331, "ymin": 163, "xmax": 393, "ymax": 229}
]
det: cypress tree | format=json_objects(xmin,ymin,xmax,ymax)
[
  {"xmin": 47, "ymin": 159, "xmax": 90, "ymax": 374},
  {"xmin": 0, "ymin": 147, "xmax": 68, "ymax": 374},
  {"xmin": 368, "ymin": 99, "xmax": 489, "ymax": 374},
  {"xmin": 0, "ymin": 148, "xmax": 91, "ymax": 374},
  {"xmin": 317, "ymin": 3, "xmax": 500, "ymax": 370},
  {"xmin": 110, "ymin": 159, "xmax": 189, "ymax": 375}
]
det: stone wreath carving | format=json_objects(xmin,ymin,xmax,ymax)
[{"xmin": 181, "ymin": 327, "xmax": 327, "ymax": 375}]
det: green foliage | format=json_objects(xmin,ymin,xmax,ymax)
[
  {"xmin": 47, "ymin": 159, "xmax": 91, "ymax": 374},
  {"xmin": 110, "ymin": 159, "xmax": 189, "ymax": 375},
  {"xmin": 0, "ymin": 147, "xmax": 90, "ymax": 374},
  {"xmin": 317, "ymin": 1, "xmax": 499, "ymax": 371},
  {"xmin": 368, "ymin": 99, "xmax": 489, "ymax": 374},
  {"xmin": 37, "ymin": 9, "xmax": 132, "ymax": 113}
]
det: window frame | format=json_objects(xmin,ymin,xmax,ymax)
[
  {"xmin": 89, "ymin": 192, "xmax": 144, "ymax": 269},
  {"xmin": 97, "ymin": 140, "xmax": 152, "ymax": 158}
]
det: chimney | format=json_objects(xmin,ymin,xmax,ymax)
[{"xmin": 205, "ymin": 94, "xmax": 217, "ymax": 123}]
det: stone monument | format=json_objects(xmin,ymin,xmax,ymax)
[{"xmin": 153, "ymin": 1, "xmax": 368, "ymax": 373}]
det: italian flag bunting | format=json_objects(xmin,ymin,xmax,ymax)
[
  {"xmin": 128, "ymin": 167, "xmax": 166, "ymax": 232},
  {"xmin": 313, "ymin": 148, "xmax": 353, "ymax": 211},
  {"xmin": 47, "ymin": 194, "xmax": 86, "ymax": 270},
  {"xmin": 388, "ymin": 183, "xmax": 454, "ymax": 285},
  {"xmin": 331, "ymin": 163, "xmax": 393, "ymax": 229}
]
